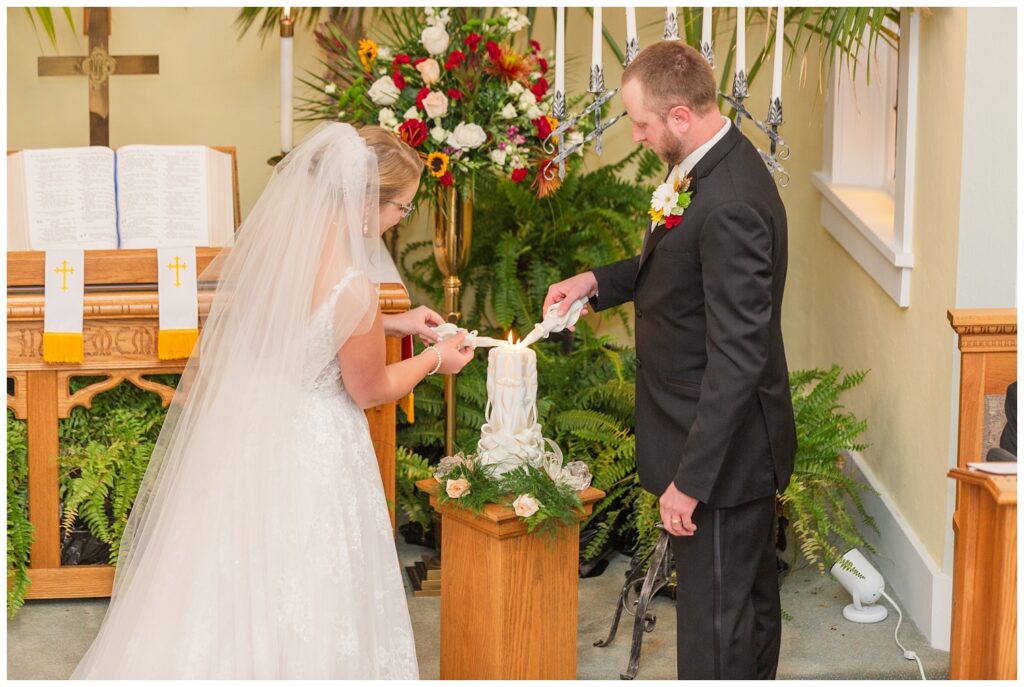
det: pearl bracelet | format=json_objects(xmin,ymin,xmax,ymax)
[{"xmin": 424, "ymin": 346, "xmax": 442, "ymax": 376}]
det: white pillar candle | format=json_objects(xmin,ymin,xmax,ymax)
[
  {"xmin": 485, "ymin": 344, "xmax": 538, "ymax": 439},
  {"xmin": 701, "ymin": 7, "xmax": 713, "ymax": 50},
  {"xmin": 771, "ymin": 6, "xmax": 785, "ymax": 104},
  {"xmin": 665, "ymin": 7, "xmax": 679, "ymax": 40},
  {"xmin": 280, "ymin": 7, "xmax": 294, "ymax": 153},
  {"xmin": 625, "ymin": 7, "xmax": 637, "ymax": 49},
  {"xmin": 555, "ymin": 7, "xmax": 565, "ymax": 99},
  {"xmin": 592, "ymin": 6, "xmax": 603, "ymax": 75},
  {"xmin": 735, "ymin": 6, "xmax": 746, "ymax": 78}
]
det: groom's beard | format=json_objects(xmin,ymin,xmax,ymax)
[{"xmin": 658, "ymin": 132, "xmax": 686, "ymax": 168}]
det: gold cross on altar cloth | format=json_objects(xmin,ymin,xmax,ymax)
[
  {"xmin": 36, "ymin": 7, "xmax": 159, "ymax": 147},
  {"xmin": 167, "ymin": 256, "xmax": 187, "ymax": 287},
  {"xmin": 55, "ymin": 260, "xmax": 75, "ymax": 292}
]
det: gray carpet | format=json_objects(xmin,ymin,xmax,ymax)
[{"xmin": 7, "ymin": 537, "xmax": 949, "ymax": 680}]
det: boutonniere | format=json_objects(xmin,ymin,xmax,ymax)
[{"xmin": 648, "ymin": 174, "xmax": 693, "ymax": 229}]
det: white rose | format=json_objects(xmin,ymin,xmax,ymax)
[
  {"xmin": 512, "ymin": 493, "xmax": 540, "ymax": 517},
  {"xmin": 430, "ymin": 126, "xmax": 448, "ymax": 143},
  {"xmin": 510, "ymin": 154, "xmax": 525, "ymax": 168},
  {"xmin": 556, "ymin": 461, "xmax": 593, "ymax": 492},
  {"xmin": 403, "ymin": 107, "xmax": 420, "ymax": 121},
  {"xmin": 500, "ymin": 103, "xmax": 518, "ymax": 120},
  {"xmin": 421, "ymin": 25, "xmax": 450, "ymax": 56},
  {"xmin": 526, "ymin": 105, "xmax": 543, "ymax": 119},
  {"xmin": 422, "ymin": 90, "xmax": 450, "ymax": 119},
  {"xmin": 489, "ymin": 148, "xmax": 508, "ymax": 167},
  {"xmin": 415, "ymin": 58, "xmax": 442, "ymax": 85},
  {"xmin": 367, "ymin": 76, "xmax": 401, "ymax": 106},
  {"xmin": 447, "ymin": 122, "xmax": 487, "ymax": 150},
  {"xmin": 508, "ymin": 15, "xmax": 530, "ymax": 33},
  {"xmin": 377, "ymin": 107, "xmax": 398, "ymax": 127},
  {"xmin": 508, "ymin": 81, "xmax": 525, "ymax": 96},
  {"xmin": 324, "ymin": 82, "xmax": 337, "ymax": 95},
  {"xmin": 446, "ymin": 478, "xmax": 471, "ymax": 498},
  {"xmin": 518, "ymin": 90, "xmax": 537, "ymax": 110}
]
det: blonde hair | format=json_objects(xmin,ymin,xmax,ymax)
[
  {"xmin": 622, "ymin": 42, "xmax": 718, "ymax": 118},
  {"xmin": 356, "ymin": 125, "xmax": 423, "ymax": 202}
]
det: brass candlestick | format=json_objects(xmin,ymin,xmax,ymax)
[{"xmin": 433, "ymin": 185, "xmax": 473, "ymax": 456}]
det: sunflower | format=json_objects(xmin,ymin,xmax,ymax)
[
  {"xmin": 426, "ymin": 151, "xmax": 450, "ymax": 178},
  {"xmin": 357, "ymin": 39, "xmax": 378, "ymax": 72}
]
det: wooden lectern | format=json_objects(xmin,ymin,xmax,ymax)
[
  {"xmin": 417, "ymin": 479, "xmax": 604, "ymax": 679},
  {"xmin": 7, "ymin": 154, "xmax": 410, "ymax": 599},
  {"xmin": 946, "ymin": 308, "xmax": 1017, "ymax": 680}
]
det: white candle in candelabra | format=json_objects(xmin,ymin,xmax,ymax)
[
  {"xmin": 735, "ymin": 6, "xmax": 746, "ymax": 79},
  {"xmin": 592, "ymin": 6, "xmax": 603, "ymax": 76},
  {"xmin": 555, "ymin": 7, "xmax": 565, "ymax": 101},
  {"xmin": 771, "ymin": 6, "xmax": 785, "ymax": 105},
  {"xmin": 625, "ymin": 7, "xmax": 637, "ymax": 49},
  {"xmin": 280, "ymin": 6, "xmax": 294, "ymax": 153},
  {"xmin": 702, "ymin": 7, "xmax": 713, "ymax": 49}
]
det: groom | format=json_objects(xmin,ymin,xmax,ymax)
[{"xmin": 544, "ymin": 41, "xmax": 796, "ymax": 680}]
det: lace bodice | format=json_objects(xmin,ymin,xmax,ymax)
[{"xmin": 304, "ymin": 270, "xmax": 359, "ymax": 394}]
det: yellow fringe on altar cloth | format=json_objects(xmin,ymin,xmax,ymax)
[
  {"xmin": 158, "ymin": 329, "xmax": 199, "ymax": 360},
  {"xmin": 42, "ymin": 332, "xmax": 84, "ymax": 363},
  {"xmin": 399, "ymin": 392, "xmax": 415, "ymax": 423}
]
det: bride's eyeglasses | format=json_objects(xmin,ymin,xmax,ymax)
[{"xmin": 386, "ymin": 200, "xmax": 415, "ymax": 219}]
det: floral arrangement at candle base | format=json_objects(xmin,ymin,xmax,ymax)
[
  {"xmin": 301, "ymin": 7, "xmax": 590, "ymax": 200},
  {"xmin": 434, "ymin": 452, "xmax": 593, "ymax": 534}
]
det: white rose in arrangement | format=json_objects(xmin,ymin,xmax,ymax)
[
  {"xmin": 422, "ymin": 90, "xmax": 450, "ymax": 119},
  {"xmin": 489, "ymin": 148, "xmax": 508, "ymax": 167},
  {"xmin": 377, "ymin": 107, "xmax": 399, "ymax": 129},
  {"xmin": 556, "ymin": 461, "xmax": 593, "ymax": 492},
  {"xmin": 434, "ymin": 453, "xmax": 473, "ymax": 481},
  {"xmin": 415, "ymin": 58, "xmax": 442, "ymax": 85},
  {"xmin": 324, "ymin": 82, "xmax": 337, "ymax": 95},
  {"xmin": 446, "ymin": 477, "xmax": 471, "ymax": 498},
  {"xmin": 508, "ymin": 81, "xmax": 525, "ymax": 96},
  {"xmin": 430, "ymin": 125, "xmax": 449, "ymax": 143},
  {"xmin": 526, "ymin": 104, "xmax": 543, "ymax": 119},
  {"xmin": 518, "ymin": 90, "xmax": 538, "ymax": 110},
  {"xmin": 403, "ymin": 107, "xmax": 420, "ymax": 121},
  {"xmin": 500, "ymin": 103, "xmax": 518, "ymax": 120},
  {"xmin": 508, "ymin": 15, "xmax": 530, "ymax": 32},
  {"xmin": 447, "ymin": 122, "xmax": 487, "ymax": 150},
  {"xmin": 512, "ymin": 493, "xmax": 541, "ymax": 517},
  {"xmin": 421, "ymin": 25, "xmax": 450, "ymax": 56},
  {"xmin": 509, "ymin": 154, "xmax": 525, "ymax": 169},
  {"xmin": 367, "ymin": 76, "xmax": 401, "ymax": 106}
]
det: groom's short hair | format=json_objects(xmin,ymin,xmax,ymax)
[{"xmin": 623, "ymin": 42, "xmax": 718, "ymax": 118}]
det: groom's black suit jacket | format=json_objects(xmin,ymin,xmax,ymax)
[{"xmin": 591, "ymin": 124, "xmax": 796, "ymax": 508}]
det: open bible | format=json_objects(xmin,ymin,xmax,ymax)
[{"xmin": 7, "ymin": 145, "xmax": 235, "ymax": 250}]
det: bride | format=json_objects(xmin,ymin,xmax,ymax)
[{"xmin": 70, "ymin": 122, "xmax": 474, "ymax": 679}]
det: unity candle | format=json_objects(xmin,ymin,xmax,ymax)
[{"xmin": 477, "ymin": 334, "xmax": 548, "ymax": 476}]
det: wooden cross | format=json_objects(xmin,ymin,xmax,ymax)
[
  {"xmin": 167, "ymin": 256, "xmax": 187, "ymax": 287},
  {"xmin": 37, "ymin": 8, "xmax": 159, "ymax": 147},
  {"xmin": 55, "ymin": 260, "xmax": 75, "ymax": 292}
]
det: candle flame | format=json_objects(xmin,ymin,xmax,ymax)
[{"xmin": 507, "ymin": 330, "xmax": 519, "ymax": 346}]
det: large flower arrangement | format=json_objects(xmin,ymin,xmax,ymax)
[{"xmin": 301, "ymin": 7, "xmax": 586, "ymax": 197}]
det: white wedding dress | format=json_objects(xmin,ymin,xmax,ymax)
[{"xmin": 71, "ymin": 273, "xmax": 419, "ymax": 679}]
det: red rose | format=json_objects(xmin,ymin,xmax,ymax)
[
  {"xmin": 415, "ymin": 87, "xmax": 430, "ymax": 109},
  {"xmin": 445, "ymin": 50, "xmax": 466, "ymax": 70},
  {"xmin": 439, "ymin": 171, "xmax": 454, "ymax": 187},
  {"xmin": 530, "ymin": 39, "xmax": 542, "ymax": 54},
  {"xmin": 530, "ymin": 77, "xmax": 549, "ymax": 99},
  {"xmin": 511, "ymin": 168, "xmax": 529, "ymax": 184},
  {"xmin": 447, "ymin": 88, "xmax": 464, "ymax": 100},
  {"xmin": 392, "ymin": 71, "xmax": 406, "ymax": 90},
  {"xmin": 393, "ymin": 53, "xmax": 411, "ymax": 65},
  {"xmin": 532, "ymin": 116, "xmax": 553, "ymax": 140},
  {"xmin": 538, "ymin": 57, "xmax": 549, "ymax": 74},
  {"xmin": 398, "ymin": 119, "xmax": 428, "ymax": 148},
  {"xmin": 485, "ymin": 40, "xmax": 502, "ymax": 62},
  {"xmin": 664, "ymin": 214, "xmax": 684, "ymax": 230},
  {"xmin": 413, "ymin": 56, "xmax": 428, "ymax": 67},
  {"xmin": 465, "ymin": 33, "xmax": 483, "ymax": 51}
]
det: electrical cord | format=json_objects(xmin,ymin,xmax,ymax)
[{"xmin": 880, "ymin": 590, "xmax": 927, "ymax": 680}]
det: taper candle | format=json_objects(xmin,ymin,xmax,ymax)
[
  {"xmin": 771, "ymin": 6, "xmax": 785, "ymax": 104},
  {"xmin": 702, "ymin": 7, "xmax": 713, "ymax": 50},
  {"xmin": 735, "ymin": 6, "xmax": 745, "ymax": 79},
  {"xmin": 625, "ymin": 7, "xmax": 637, "ymax": 50},
  {"xmin": 555, "ymin": 7, "xmax": 565, "ymax": 99},
  {"xmin": 592, "ymin": 6, "xmax": 603, "ymax": 76},
  {"xmin": 280, "ymin": 6, "xmax": 294, "ymax": 153}
]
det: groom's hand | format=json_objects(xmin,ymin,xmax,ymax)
[
  {"xmin": 660, "ymin": 482, "xmax": 699, "ymax": 537},
  {"xmin": 543, "ymin": 271, "xmax": 598, "ymax": 330}
]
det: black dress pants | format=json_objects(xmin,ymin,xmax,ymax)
[{"xmin": 670, "ymin": 493, "xmax": 781, "ymax": 679}]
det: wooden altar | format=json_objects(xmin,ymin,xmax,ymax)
[
  {"xmin": 7, "ymin": 181, "xmax": 410, "ymax": 599},
  {"xmin": 946, "ymin": 308, "xmax": 1017, "ymax": 679}
]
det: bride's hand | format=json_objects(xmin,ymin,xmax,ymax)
[
  {"xmin": 384, "ymin": 306, "xmax": 446, "ymax": 343},
  {"xmin": 432, "ymin": 331, "xmax": 475, "ymax": 375}
]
